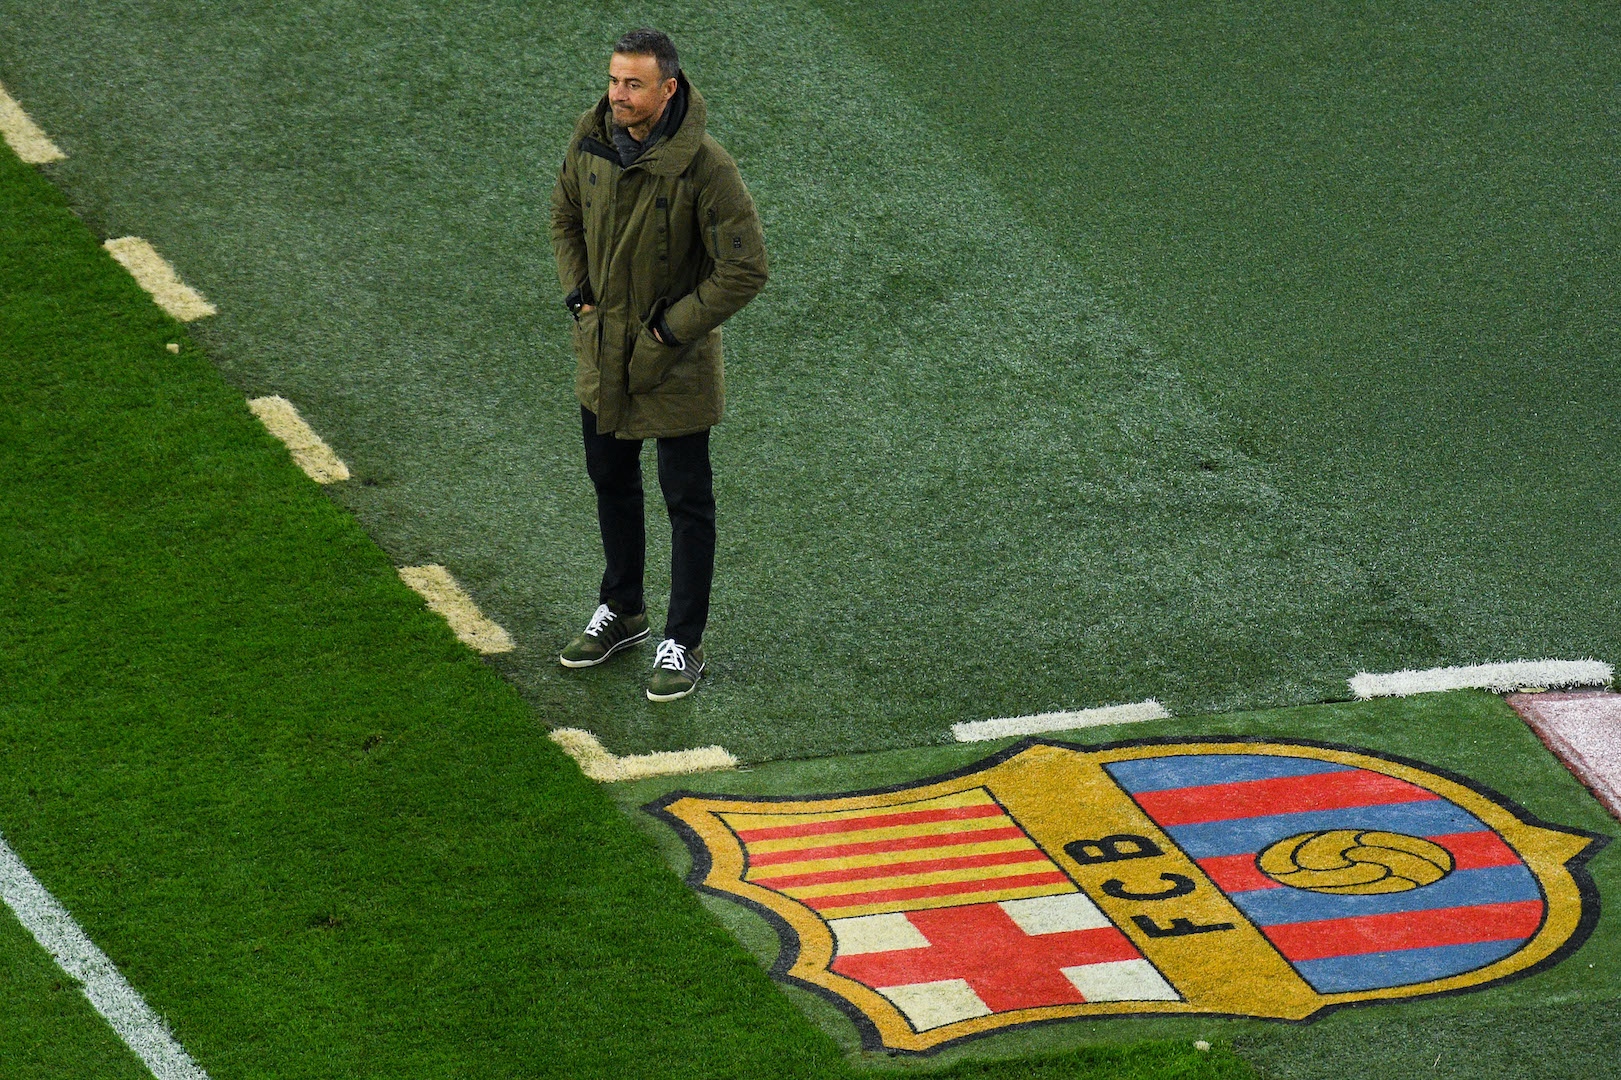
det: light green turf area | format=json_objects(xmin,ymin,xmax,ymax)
[
  {"xmin": 2, "ymin": 0, "xmax": 1615, "ymax": 764},
  {"xmin": 613, "ymin": 691, "xmax": 1621, "ymax": 1078},
  {"xmin": 0, "ymin": 137, "xmax": 1246, "ymax": 1079}
]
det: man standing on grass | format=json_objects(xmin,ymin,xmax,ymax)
[{"xmin": 550, "ymin": 29, "xmax": 767, "ymax": 701}]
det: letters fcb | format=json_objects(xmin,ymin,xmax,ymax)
[{"xmin": 649, "ymin": 738, "xmax": 1605, "ymax": 1053}]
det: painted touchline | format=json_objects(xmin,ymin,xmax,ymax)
[
  {"xmin": 550, "ymin": 728, "xmax": 738, "ymax": 782},
  {"xmin": 952, "ymin": 700, "xmax": 1172, "ymax": 743},
  {"xmin": 102, "ymin": 237, "xmax": 216, "ymax": 322},
  {"xmin": 397, "ymin": 564, "xmax": 515, "ymax": 655},
  {"xmin": 0, "ymin": 81, "xmax": 65, "ymax": 164},
  {"xmin": 1350, "ymin": 659, "xmax": 1613, "ymax": 700},
  {"xmin": 0, "ymin": 833, "xmax": 210, "ymax": 1080},
  {"xmin": 247, "ymin": 395, "xmax": 352, "ymax": 484}
]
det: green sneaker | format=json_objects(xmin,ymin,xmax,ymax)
[
  {"xmin": 559, "ymin": 604, "xmax": 649, "ymax": 668},
  {"xmin": 646, "ymin": 639, "xmax": 705, "ymax": 701}
]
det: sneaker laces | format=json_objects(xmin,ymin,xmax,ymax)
[
  {"xmin": 585, "ymin": 604, "xmax": 616, "ymax": 635},
  {"xmin": 654, "ymin": 638, "xmax": 688, "ymax": 671}
]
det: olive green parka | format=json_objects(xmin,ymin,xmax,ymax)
[{"xmin": 550, "ymin": 74, "xmax": 768, "ymax": 439}]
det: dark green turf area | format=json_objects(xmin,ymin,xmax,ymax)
[
  {"xmin": 2, "ymin": 0, "xmax": 1615, "ymax": 764},
  {"xmin": 816, "ymin": 0, "xmax": 1621, "ymax": 661},
  {"xmin": 615, "ymin": 691, "xmax": 1621, "ymax": 1079},
  {"xmin": 0, "ymin": 142, "xmax": 1248, "ymax": 1078}
]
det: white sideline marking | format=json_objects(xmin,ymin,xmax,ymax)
[
  {"xmin": 0, "ymin": 833, "xmax": 209, "ymax": 1080},
  {"xmin": 0, "ymin": 81, "xmax": 65, "ymax": 163},
  {"xmin": 952, "ymin": 700, "xmax": 1171, "ymax": 742},
  {"xmin": 397, "ymin": 564, "xmax": 515, "ymax": 654},
  {"xmin": 102, "ymin": 237, "xmax": 216, "ymax": 322},
  {"xmin": 1349, "ymin": 659, "xmax": 1613, "ymax": 700},
  {"xmin": 549, "ymin": 728, "xmax": 737, "ymax": 782},
  {"xmin": 246, "ymin": 396, "xmax": 351, "ymax": 484}
]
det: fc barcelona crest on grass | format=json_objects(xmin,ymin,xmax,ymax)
[{"xmin": 648, "ymin": 738, "xmax": 1605, "ymax": 1053}]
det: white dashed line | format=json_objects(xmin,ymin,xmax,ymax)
[
  {"xmin": 102, "ymin": 237, "xmax": 216, "ymax": 322},
  {"xmin": 397, "ymin": 564, "xmax": 515, "ymax": 654},
  {"xmin": 0, "ymin": 81, "xmax": 65, "ymax": 163},
  {"xmin": 549, "ymin": 728, "xmax": 737, "ymax": 782},
  {"xmin": 952, "ymin": 700, "xmax": 1171, "ymax": 742},
  {"xmin": 0, "ymin": 833, "xmax": 210, "ymax": 1080},
  {"xmin": 1349, "ymin": 659, "xmax": 1613, "ymax": 700},
  {"xmin": 246, "ymin": 396, "xmax": 351, "ymax": 484}
]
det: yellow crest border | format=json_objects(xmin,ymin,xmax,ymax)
[{"xmin": 646, "ymin": 737, "xmax": 1607, "ymax": 1054}]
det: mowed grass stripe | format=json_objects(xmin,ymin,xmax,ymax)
[{"xmin": 805, "ymin": 0, "xmax": 1621, "ymax": 746}]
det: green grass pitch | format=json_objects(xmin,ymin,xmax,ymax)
[
  {"xmin": 0, "ymin": 106, "xmax": 1245, "ymax": 1080},
  {"xmin": 3, "ymin": 0, "xmax": 1616, "ymax": 763},
  {"xmin": 2, "ymin": 0, "xmax": 1618, "ymax": 1075}
]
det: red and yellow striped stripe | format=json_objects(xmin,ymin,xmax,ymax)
[{"xmin": 721, "ymin": 788, "xmax": 1075, "ymax": 919}]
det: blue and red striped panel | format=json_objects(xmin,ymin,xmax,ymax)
[{"xmin": 1105, "ymin": 754, "xmax": 1545, "ymax": 993}]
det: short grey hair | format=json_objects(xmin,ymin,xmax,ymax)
[{"xmin": 613, "ymin": 28, "xmax": 680, "ymax": 84}]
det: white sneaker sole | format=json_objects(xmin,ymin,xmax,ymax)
[
  {"xmin": 558, "ymin": 628, "xmax": 649, "ymax": 668},
  {"xmin": 646, "ymin": 663, "xmax": 705, "ymax": 702}
]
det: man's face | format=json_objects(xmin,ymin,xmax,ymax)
[{"xmin": 608, "ymin": 51, "xmax": 675, "ymax": 134}]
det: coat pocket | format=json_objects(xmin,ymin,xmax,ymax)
[
  {"xmin": 627, "ymin": 324, "xmax": 683, "ymax": 394},
  {"xmin": 571, "ymin": 305, "xmax": 600, "ymax": 358},
  {"xmin": 572, "ymin": 306, "xmax": 601, "ymax": 403}
]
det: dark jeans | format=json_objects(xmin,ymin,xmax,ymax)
[{"xmin": 581, "ymin": 406, "xmax": 715, "ymax": 649}]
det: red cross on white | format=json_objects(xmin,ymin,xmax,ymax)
[{"xmin": 828, "ymin": 894, "xmax": 1177, "ymax": 1028}]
